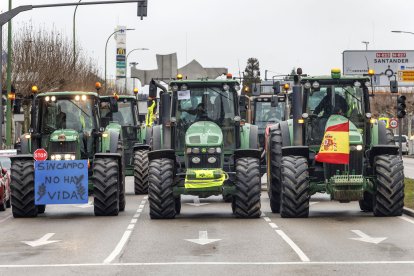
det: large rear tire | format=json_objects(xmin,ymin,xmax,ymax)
[
  {"xmin": 148, "ymin": 158, "xmax": 176, "ymax": 219},
  {"xmin": 93, "ymin": 158, "xmax": 120, "ymax": 216},
  {"xmin": 134, "ymin": 149, "xmax": 149, "ymax": 195},
  {"xmin": 373, "ymin": 155, "xmax": 404, "ymax": 217},
  {"xmin": 268, "ymin": 127, "xmax": 283, "ymax": 213},
  {"xmin": 233, "ymin": 157, "xmax": 261, "ymax": 218},
  {"xmin": 280, "ymin": 156, "xmax": 310, "ymax": 218},
  {"xmin": 11, "ymin": 160, "xmax": 37, "ymax": 218},
  {"xmin": 117, "ymin": 143, "xmax": 126, "ymax": 212}
]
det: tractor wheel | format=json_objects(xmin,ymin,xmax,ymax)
[
  {"xmin": 280, "ymin": 156, "xmax": 310, "ymax": 218},
  {"xmin": 10, "ymin": 160, "xmax": 37, "ymax": 218},
  {"xmin": 233, "ymin": 157, "xmax": 261, "ymax": 218},
  {"xmin": 93, "ymin": 158, "xmax": 120, "ymax": 216},
  {"xmin": 134, "ymin": 149, "xmax": 149, "ymax": 195},
  {"xmin": 359, "ymin": 192, "xmax": 373, "ymax": 212},
  {"xmin": 175, "ymin": 195, "xmax": 181, "ymax": 215},
  {"xmin": 37, "ymin": 205, "xmax": 46, "ymax": 214},
  {"xmin": 148, "ymin": 158, "xmax": 176, "ymax": 219},
  {"xmin": 373, "ymin": 155, "xmax": 404, "ymax": 217},
  {"xmin": 268, "ymin": 127, "xmax": 283, "ymax": 213},
  {"xmin": 117, "ymin": 142, "xmax": 126, "ymax": 212},
  {"xmin": 385, "ymin": 128, "xmax": 395, "ymax": 145}
]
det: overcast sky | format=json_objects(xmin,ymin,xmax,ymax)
[{"xmin": 1, "ymin": 0, "xmax": 414, "ymax": 85}]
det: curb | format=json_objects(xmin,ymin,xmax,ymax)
[{"xmin": 403, "ymin": 207, "xmax": 414, "ymax": 217}]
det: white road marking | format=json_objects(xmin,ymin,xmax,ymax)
[
  {"xmin": 186, "ymin": 197, "xmax": 209, "ymax": 207},
  {"xmin": 139, "ymin": 204, "xmax": 145, "ymax": 209},
  {"xmin": 4, "ymin": 260, "xmax": 414, "ymax": 268},
  {"xmin": 103, "ymin": 198, "xmax": 147, "ymax": 264},
  {"xmin": 269, "ymin": 222, "xmax": 278, "ymax": 229},
  {"xmin": 22, "ymin": 233, "xmax": 61, "ymax": 247},
  {"xmin": 400, "ymin": 216, "xmax": 414, "ymax": 225},
  {"xmin": 0, "ymin": 214, "xmax": 12, "ymax": 223},
  {"xmin": 275, "ymin": 230, "xmax": 310, "ymax": 262},
  {"xmin": 185, "ymin": 231, "xmax": 221, "ymax": 245},
  {"xmin": 263, "ymin": 217, "xmax": 271, "ymax": 222},
  {"xmin": 309, "ymin": 202, "xmax": 319, "ymax": 206},
  {"xmin": 144, "ymin": 196, "xmax": 148, "ymax": 200},
  {"xmin": 350, "ymin": 230, "xmax": 387, "ymax": 244}
]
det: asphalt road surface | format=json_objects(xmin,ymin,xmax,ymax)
[
  {"xmin": 1, "ymin": 177, "xmax": 414, "ymax": 275},
  {"xmin": 403, "ymin": 157, "xmax": 414, "ymax": 179}
]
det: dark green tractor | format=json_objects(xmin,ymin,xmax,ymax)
[
  {"xmin": 99, "ymin": 94, "xmax": 150, "ymax": 195},
  {"xmin": 11, "ymin": 90, "xmax": 125, "ymax": 217},
  {"xmin": 148, "ymin": 76, "xmax": 262, "ymax": 219},
  {"xmin": 266, "ymin": 69, "xmax": 404, "ymax": 217}
]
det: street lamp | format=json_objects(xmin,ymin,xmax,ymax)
[
  {"xmin": 72, "ymin": 0, "xmax": 82, "ymax": 69},
  {"xmin": 362, "ymin": 41, "xmax": 369, "ymax": 50},
  {"xmin": 391, "ymin": 30, "xmax": 414, "ymax": 35},
  {"xmin": 124, "ymin": 48, "xmax": 149, "ymax": 93},
  {"xmin": 104, "ymin": 28, "xmax": 135, "ymax": 92},
  {"xmin": 129, "ymin": 61, "xmax": 139, "ymax": 91}
]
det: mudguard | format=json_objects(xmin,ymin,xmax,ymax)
[
  {"xmin": 101, "ymin": 131, "xmax": 120, "ymax": 153},
  {"xmin": 10, "ymin": 154, "xmax": 33, "ymax": 161},
  {"xmin": 133, "ymin": 143, "xmax": 150, "ymax": 151},
  {"xmin": 281, "ymin": 146, "xmax": 309, "ymax": 159},
  {"xmin": 240, "ymin": 123, "xmax": 256, "ymax": 149},
  {"xmin": 19, "ymin": 134, "xmax": 31, "ymax": 154},
  {"xmin": 234, "ymin": 149, "xmax": 261, "ymax": 160},
  {"xmin": 151, "ymin": 125, "xmax": 162, "ymax": 150},
  {"xmin": 248, "ymin": 125, "xmax": 259, "ymax": 149}
]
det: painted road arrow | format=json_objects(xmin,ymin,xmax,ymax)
[
  {"xmin": 350, "ymin": 230, "xmax": 387, "ymax": 244},
  {"xmin": 186, "ymin": 197, "xmax": 209, "ymax": 207},
  {"xmin": 22, "ymin": 233, "xmax": 61, "ymax": 247},
  {"xmin": 185, "ymin": 231, "xmax": 221, "ymax": 245}
]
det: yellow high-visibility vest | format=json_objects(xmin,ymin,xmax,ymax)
[{"xmin": 146, "ymin": 100, "xmax": 156, "ymax": 127}]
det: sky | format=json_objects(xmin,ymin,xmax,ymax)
[{"xmin": 1, "ymin": 0, "xmax": 414, "ymax": 87}]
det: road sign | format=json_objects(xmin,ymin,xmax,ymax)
[
  {"xmin": 34, "ymin": 160, "xmax": 88, "ymax": 204},
  {"xmin": 389, "ymin": 118, "xmax": 398, "ymax": 129},
  {"xmin": 34, "ymin": 148, "xmax": 48, "ymax": 161},
  {"xmin": 398, "ymin": 70, "xmax": 414, "ymax": 82},
  {"xmin": 379, "ymin": 117, "xmax": 390, "ymax": 128}
]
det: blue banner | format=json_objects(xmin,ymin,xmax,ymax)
[{"xmin": 34, "ymin": 160, "xmax": 88, "ymax": 205}]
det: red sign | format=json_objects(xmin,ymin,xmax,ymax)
[
  {"xmin": 34, "ymin": 148, "xmax": 48, "ymax": 161},
  {"xmin": 389, "ymin": 118, "xmax": 398, "ymax": 129}
]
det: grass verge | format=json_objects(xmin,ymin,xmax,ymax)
[{"xmin": 405, "ymin": 178, "xmax": 414, "ymax": 209}]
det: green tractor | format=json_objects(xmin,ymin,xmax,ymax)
[
  {"xmin": 99, "ymin": 93, "xmax": 150, "ymax": 194},
  {"xmin": 148, "ymin": 75, "xmax": 262, "ymax": 219},
  {"xmin": 266, "ymin": 69, "xmax": 404, "ymax": 218},
  {"xmin": 11, "ymin": 90, "xmax": 125, "ymax": 217}
]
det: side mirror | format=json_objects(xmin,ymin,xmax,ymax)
[
  {"xmin": 149, "ymin": 80, "xmax": 157, "ymax": 98},
  {"xmin": 252, "ymin": 84, "xmax": 260, "ymax": 96},
  {"xmin": 109, "ymin": 97, "xmax": 118, "ymax": 112},
  {"xmin": 271, "ymin": 95, "xmax": 279, "ymax": 107},
  {"xmin": 273, "ymin": 81, "xmax": 281, "ymax": 94}
]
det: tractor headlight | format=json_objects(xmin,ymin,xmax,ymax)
[
  {"xmin": 207, "ymin": 157, "xmax": 217, "ymax": 164},
  {"xmin": 356, "ymin": 145, "xmax": 363, "ymax": 151},
  {"xmin": 223, "ymin": 84, "xmax": 230, "ymax": 91},
  {"xmin": 51, "ymin": 96, "xmax": 56, "ymax": 102},
  {"xmin": 172, "ymin": 84, "xmax": 179, "ymax": 92},
  {"xmin": 64, "ymin": 154, "xmax": 76, "ymax": 160},
  {"xmin": 186, "ymin": 148, "xmax": 192, "ymax": 154},
  {"xmin": 216, "ymin": 147, "xmax": 222, "ymax": 154},
  {"xmin": 234, "ymin": 84, "xmax": 240, "ymax": 91},
  {"xmin": 192, "ymin": 148, "xmax": 200, "ymax": 154},
  {"xmin": 75, "ymin": 95, "xmax": 80, "ymax": 101},
  {"xmin": 192, "ymin": 157, "xmax": 201, "ymax": 164},
  {"xmin": 81, "ymin": 95, "xmax": 87, "ymax": 101},
  {"xmin": 52, "ymin": 154, "xmax": 62, "ymax": 161},
  {"xmin": 181, "ymin": 84, "xmax": 188, "ymax": 91},
  {"xmin": 208, "ymin": 148, "xmax": 216, "ymax": 154},
  {"xmin": 354, "ymin": 81, "xmax": 361, "ymax": 87},
  {"xmin": 365, "ymin": 81, "xmax": 371, "ymax": 87},
  {"xmin": 304, "ymin": 82, "xmax": 311, "ymax": 89},
  {"xmin": 45, "ymin": 96, "xmax": 50, "ymax": 102},
  {"xmin": 51, "ymin": 155, "xmax": 56, "ymax": 160},
  {"xmin": 312, "ymin": 81, "xmax": 320, "ymax": 89}
]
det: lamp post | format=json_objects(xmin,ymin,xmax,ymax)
[
  {"xmin": 391, "ymin": 30, "xmax": 414, "ymax": 35},
  {"xmin": 73, "ymin": 0, "xmax": 82, "ymax": 69},
  {"xmin": 124, "ymin": 48, "xmax": 148, "ymax": 93},
  {"xmin": 104, "ymin": 28, "xmax": 135, "ymax": 92},
  {"xmin": 5, "ymin": 0, "xmax": 13, "ymax": 148},
  {"xmin": 129, "ymin": 61, "xmax": 138, "ymax": 90},
  {"xmin": 361, "ymin": 41, "xmax": 369, "ymax": 50}
]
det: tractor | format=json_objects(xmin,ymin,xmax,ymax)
[
  {"xmin": 240, "ymin": 80, "xmax": 290, "ymax": 175},
  {"xmin": 99, "ymin": 92, "xmax": 150, "ymax": 195},
  {"xmin": 11, "ymin": 88, "xmax": 125, "ymax": 217},
  {"xmin": 266, "ymin": 69, "xmax": 404, "ymax": 218},
  {"xmin": 147, "ymin": 74, "xmax": 262, "ymax": 219}
]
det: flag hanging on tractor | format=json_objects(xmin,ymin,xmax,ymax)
[{"xmin": 315, "ymin": 121, "xmax": 350, "ymax": 164}]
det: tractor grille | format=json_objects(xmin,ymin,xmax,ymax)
[
  {"xmin": 49, "ymin": 141, "xmax": 77, "ymax": 154},
  {"xmin": 325, "ymin": 150, "xmax": 364, "ymax": 178},
  {"xmin": 207, "ymin": 136, "xmax": 219, "ymax": 144},
  {"xmin": 187, "ymin": 154, "xmax": 221, "ymax": 169}
]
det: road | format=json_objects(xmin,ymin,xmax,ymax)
[
  {"xmin": 403, "ymin": 157, "xmax": 414, "ymax": 179},
  {"xmin": 1, "ymin": 177, "xmax": 414, "ymax": 275}
]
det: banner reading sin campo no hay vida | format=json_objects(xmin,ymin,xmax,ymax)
[{"xmin": 34, "ymin": 160, "xmax": 88, "ymax": 205}]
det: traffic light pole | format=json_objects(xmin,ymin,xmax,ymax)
[
  {"xmin": 0, "ymin": 0, "xmax": 147, "ymax": 148},
  {"xmin": 6, "ymin": 0, "xmax": 13, "ymax": 148},
  {"xmin": 398, "ymin": 117, "xmax": 402, "ymax": 158}
]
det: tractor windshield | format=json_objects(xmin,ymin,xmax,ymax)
[
  {"xmin": 253, "ymin": 101, "xmax": 285, "ymax": 128},
  {"xmin": 100, "ymin": 99, "xmax": 136, "ymax": 127},
  {"xmin": 174, "ymin": 87, "xmax": 236, "ymax": 150},
  {"xmin": 39, "ymin": 96, "xmax": 95, "ymax": 134}
]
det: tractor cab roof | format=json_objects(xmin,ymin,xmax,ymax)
[
  {"xmin": 301, "ymin": 75, "xmax": 370, "ymax": 86},
  {"xmin": 37, "ymin": 91, "xmax": 99, "ymax": 98},
  {"xmin": 170, "ymin": 79, "xmax": 240, "ymax": 86},
  {"xmin": 100, "ymin": 95, "xmax": 136, "ymax": 100}
]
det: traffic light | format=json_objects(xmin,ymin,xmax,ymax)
[
  {"xmin": 390, "ymin": 80, "xmax": 398, "ymax": 93},
  {"xmin": 397, "ymin": 95, "xmax": 406, "ymax": 118},
  {"xmin": 137, "ymin": 0, "xmax": 148, "ymax": 19}
]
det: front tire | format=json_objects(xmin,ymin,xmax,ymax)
[
  {"xmin": 134, "ymin": 149, "xmax": 149, "ymax": 195},
  {"xmin": 148, "ymin": 158, "xmax": 176, "ymax": 219},
  {"xmin": 268, "ymin": 127, "xmax": 283, "ymax": 213},
  {"xmin": 280, "ymin": 156, "xmax": 310, "ymax": 218},
  {"xmin": 11, "ymin": 160, "xmax": 37, "ymax": 218},
  {"xmin": 93, "ymin": 158, "xmax": 120, "ymax": 216},
  {"xmin": 373, "ymin": 155, "xmax": 404, "ymax": 217},
  {"xmin": 233, "ymin": 157, "xmax": 261, "ymax": 218}
]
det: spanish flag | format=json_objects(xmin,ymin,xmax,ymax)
[{"xmin": 315, "ymin": 121, "xmax": 350, "ymax": 165}]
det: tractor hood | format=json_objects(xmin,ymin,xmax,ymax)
[
  {"xmin": 325, "ymin": 115, "xmax": 363, "ymax": 144},
  {"xmin": 185, "ymin": 121, "xmax": 223, "ymax": 147},
  {"xmin": 50, "ymin": 129, "xmax": 79, "ymax": 142}
]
